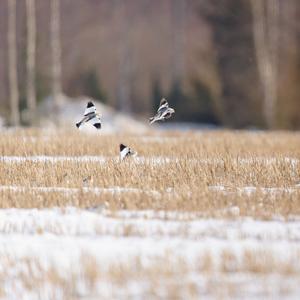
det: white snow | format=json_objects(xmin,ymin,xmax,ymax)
[
  {"xmin": 0, "ymin": 155, "xmax": 178, "ymax": 165},
  {"xmin": 0, "ymin": 185, "xmax": 161, "ymax": 198},
  {"xmin": 38, "ymin": 95, "xmax": 148, "ymax": 133},
  {"xmin": 1, "ymin": 183, "xmax": 299, "ymax": 200},
  {"xmin": 0, "ymin": 152, "xmax": 299, "ymax": 298},
  {"xmin": 0, "ymin": 207, "xmax": 300, "ymax": 240},
  {"xmin": 0, "ymin": 207, "xmax": 300, "ymax": 299},
  {"xmin": 0, "ymin": 155, "xmax": 108, "ymax": 163},
  {"xmin": 209, "ymin": 185, "xmax": 300, "ymax": 194},
  {"xmin": 1, "ymin": 156, "xmax": 298, "ymax": 166}
]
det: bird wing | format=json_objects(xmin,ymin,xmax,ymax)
[
  {"xmin": 157, "ymin": 99, "xmax": 169, "ymax": 113},
  {"xmin": 120, "ymin": 146, "xmax": 129, "ymax": 160},
  {"xmin": 160, "ymin": 98, "xmax": 168, "ymax": 107},
  {"xmin": 84, "ymin": 102, "xmax": 96, "ymax": 116},
  {"xmin": 87, "ymin": 116, "xmax": 101, "ymax": 129}
]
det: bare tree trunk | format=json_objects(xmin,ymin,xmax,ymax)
[
  {"xmin": 50, "ymin": 0, "xmax": 62, "ymax": 110},
  {"xmin": 26, "ymin": 0, "xmax": 36, "ymax": 124},
  {"xmin": 117, "ymin": 38, "xmax": 132, "ymax": 113},
  {"xmin": 7, "ymin": 0, "xmax": 20, "ymax": 126},
  {"xmin": 277, "ymin": 0, "xmax": 300, "ymax": 128},
  {"xmin": 116, "ymin": 1, "xmax": 132, "ymax": 113},
  {"xmin": 171, "ymin": 0, "xmax": 186, "ymax": 83},
  {"xmin": 250, "ymin": 0, "xmax": 280, "ymax": 128},
  {"xmin": 202, "ymin": 0, "xmax": 263, "ymax": 127}
]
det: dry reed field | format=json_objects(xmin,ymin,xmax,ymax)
[
  {"xmin": 1, "ymin": 128, "xmax": 300, "ymax": 299},
  {"xmin": 1, "ymin": 129, "xmax": 300, "ymax": 217}
]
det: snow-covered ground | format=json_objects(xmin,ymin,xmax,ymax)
[
  {"xmin": 0, "ymin": 185, "xmax": 161, "ymax": 199},
  {"xmin": 1, "ymin": 207, "xmax": 300, "ymax": 299},
  {"xmin": 37, "ymin": 95, "xmax": 148, "ymax": 133},
  {"xmin": 1, "ymin": 155, "xmax": 298, "ymax": 165},
  {"xmin": 0, "ymin": 129, "xmax": 299, "ymax": 299}
]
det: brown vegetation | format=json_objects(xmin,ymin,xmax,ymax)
[{"xmin": 0, "ymin": 129, "xmax": 300, "ymax": 218}]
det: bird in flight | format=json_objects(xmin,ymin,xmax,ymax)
[
  {"xmin": 149, "ymin": 98, "xmax": 175, "ymax": 124},
  {"xmin": 76, "ymin": 101, "xmax": 101, "ymax": 129},
  {"xmin": 120, "ymin": 144, "xmax": 137, "ymax": 161}
]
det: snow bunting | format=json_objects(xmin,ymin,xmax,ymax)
[
  {"xmin": 120, "ymin": 144, "xmax": 137, "ymax": 161},
  {"xmin": 82, "ymin": 175, "xmax": 93, "ymax": 187},
  {"xmin": 76, "ymin": 101, "xmax": 101, "ymax": 129},
  {"xmin": 149, "ymin": 98, "xmax": 175, "ymax": 124}
]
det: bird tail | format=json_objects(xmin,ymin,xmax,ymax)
[
  {"xmin": 149, "ymin": 117, "xmax": 155, "ymax": 124},
  {"xmin": 76, "ymin": 121, "xmax": 82, "ymax": 128}
]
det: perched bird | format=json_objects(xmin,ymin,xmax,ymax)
[
  {"xmin": 76, "ymin": 101, "xmax": 101, "ymax": 129},
  {"xmin": 120, "ymin": 144, "xmax": 137, "ymax": 161},
  {"xmin": 149, "ymin": 98, "xmax": 175, "ymax": 124}
]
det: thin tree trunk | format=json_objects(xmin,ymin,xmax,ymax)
[
  {"xmin": 116, "ymin": 1, "xmax": 132, "ymax": 113},
  {"xmin": 171, "ymin": 0, "xmax": 186, "ymax": 83},
  {"xmin": 117, "ymin": 37, "xmax": 132, "ymax": 113},
  {"xmin": 202, "ymin": 0, "xmax": 264, "ymax": 127},
  {"xmin": 50, "ymin": 0, "xmax": 62, "ymax": 110},
  {"xmin": 250, "ymin": 0, "xmax": 280, "ymax": 128},
  {"xmin": 7, "ymin": 0, "xmax": 20, "ymax": 126},
  {"xmin": 26, "ymin": 0, "xmax": 36, "ymax": 124}
]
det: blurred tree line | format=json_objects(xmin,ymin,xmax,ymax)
[{"xmin": 1, "ymin": 0, "xmax": 300, "ymax": 129}]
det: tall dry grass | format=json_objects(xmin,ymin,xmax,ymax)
[
  {"xmin": 1, "ymin": 128, "xmax": 300, "ymax": 157},
  {"xmin": 0, "ymin": 129, "xmax": 300, "ymax": 217}
]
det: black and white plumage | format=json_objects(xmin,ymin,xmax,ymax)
[
  {"xmin": 149, "ymin": 98, "xmax": 175, "ymax": 124},
  {"xmin": 76, "ymin": 101, "xmax": 101, "ymax": 129},
  {"xmin": 120, "ymin": 144, "xmax": 137, "ymax": 161}
]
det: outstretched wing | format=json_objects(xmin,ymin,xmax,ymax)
[
  {"xmin": 84, "ymin": 101, "xmax": 96, "ymax": 116},
  {"xmin": 120, "ymin": 144, "xmax": 137, "ymax": 160},
  {"xmin": 87, "ymin": 116, "xmax": 101, "ymax": 129},
  {"xmin": 160, "ymin": 98, "xmax": 168, "ymax": 107},
  {"xmin": 157, "ymin": 98, "xmax": 169, "ymax": 112},
  {"xmin": 120, "ymin": 144, "xmax": 129, "ymax": 160}
]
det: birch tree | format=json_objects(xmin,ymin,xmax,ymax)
[
  {"xmin": 116, "ymin": 1, "xmax": 132, "ymax": 113},
  {"xmin": 50, "ymin": 0, "xmax": 62, "ymax": 110},
  {"xmin": 7, "ymin": 0, "xmax": 20, "ymax": 126},
  {"xmin": 250, "ymin": 0, "xmax": 280, "ymax": 128},
  {"xmin": 171, "ymin": 0, "xmax": 186, "ymax": 84},
  {"xmin": 26, "ymin": 0, "xmax": 36, "ymax": 124}
]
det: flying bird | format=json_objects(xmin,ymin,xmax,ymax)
[
  {"xmin": 76, "ymin": 101, "xmax": 101, "ymax": 129},
  {"xmin": 149, "ymin": 98, "xmax": 175, "ymax": 124},
  {"xmin": 120, "ymin": 144, "xmax": 137, "ymax": 161}
]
